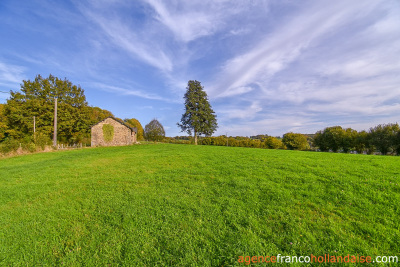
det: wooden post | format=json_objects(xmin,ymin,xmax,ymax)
[
  {"xmin": 33, "ymin": 116, "xmax": 36, "ymax": 141},
  {"xmin": 53, "ymin": 97, "xmax": 57, "ymax": 148}
]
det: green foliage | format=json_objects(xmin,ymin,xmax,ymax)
[
  {"xmin": 369, "ymin": 123, "xmax": 399, "ymax": 155},
  {"xmin": 124, "ymin": 118, "xmax": 144, "ymax": 140},
  {"xmin": 313, "ymin": 124, "xmax": 400, "ymax": 155},
  {"xmin": 0, "ymin": 104, "xmax": 7, "ymax": 141},
  {"xmin": 282, "ymin": 132, "xmax": 309, "ymax": 150},
  {"xmin": 144, "ymin": 119, "xmax": 165, "ymax": 141},
  {"xmin": 314, "ymin": 126, "xmax": 345, "ymax": 152},
  {"xmin": 102, "ymin": 124, "xmax": 114, "ymax": 142},
  {"xmin": 0, "ymin": 138, "xmax": 20, "ymax": 153},
  {"xmin": 86, "ymin": 106, "xmax": 114, "ymax": 126},
  {"xmin": 354, "ymin": 130, "xmax": 370, "ymax": 154},
  {"xmin": 4, "ymin": 74, "xmax": 90, "ymax": 144},
  {"xmin": 396, "ymin": 130, "xmax": 400, "ymax": 155},
  {"xmin": 178, "ymin": 80, "xmax": 218, "ymax": 145},
  {"xmin": 35, "ymin": 132, "xmax": 52, "ymax": 149},
  {"xmin": 341, "ymin": 128, "xmax": 358, "ymax": 153},
  {"xmin": 195, "ymin": 135, "xmax": 284, "ymax": 149},
  {"xmin": 263, "ymin": 136, "xmax": 284, "ymax": 149},
  {"xmin": 0, "ymin": 144, "xmax": 399, "ymax": 265}
]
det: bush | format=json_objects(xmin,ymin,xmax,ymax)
[
  {"xmin": 263, "ymin": 136, "xmax": 284, "ymax": 149},
  {"xmin": 0, "ymin": 138, "xmax": 20, "ymax": 154},
  {"xmin": 282, "ymin": 132, "xmax": 309, "ymax": 150},
  {"xmin": 35, "ymin": 132, "xmax": 52, "ymax": 149},
  {"xmin": 22, "ymin": 142, "xmax": 36, "ymax": 153}
]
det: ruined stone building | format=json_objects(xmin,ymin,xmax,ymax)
[{"xmin": 91, "ymin": 117, "xmax": 137, "ymax": 147}]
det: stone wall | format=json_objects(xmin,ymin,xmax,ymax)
[{"xmin": 91, "ymin": 117, "xmax": 136, "ymax": 147}]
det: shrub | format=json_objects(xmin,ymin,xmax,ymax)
[
  {"xmin": 35, "ymin": 132, "xmax": 52, "ymax": 149},
  {"xmin": 282, "ymin": 132, "xmax": 309, "ymax": 150},
  {"xmin": 0, "ymin": 138, "xmax": 20, "ymax": 154},
  {"xmin": 264, "ymin": 136, "xmax": 284, "ymax": 149}
]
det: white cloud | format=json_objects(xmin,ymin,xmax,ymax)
[
  {"xmin": 216, "ymin": 86, "xmax": 253, "ymax": 98},
  {"xmin": 2, "ymin": 0, "xmax": 399, "ymax": 137},
  {"xmin": 143, "ymin": 0, "xmax": 249, "ymax": 42},
  {"xmin": 77, "ymin": 3, "xmax": 173, "ymax": 72},
  {"xmin": 216, "ymin": 100, "xmax": 262, "ymax": 121},
  {"xmin": 210, "ymin": 0, "xmax": 382, "ymax": 98},
  {"xmin": 93, "ymin": 83, "xmax": 169, "ymax": 101},
  {"xmin": 205, "ymin": 0, "xmax": 400, "ymax": 136},
  {"xmin": 0, "ymin": 62, "xmax": 25, "ymax": 86}
]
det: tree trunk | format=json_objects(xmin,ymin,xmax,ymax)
[{"xmin": 194, "ymin": 130, "xmax": 197, "ymax": 145}]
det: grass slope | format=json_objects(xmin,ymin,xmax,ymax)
[{"xmin": 0, "ymin": 144, "xmax": 399, "ymax": 266}]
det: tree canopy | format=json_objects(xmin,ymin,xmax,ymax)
[
  {"xmin": 124, "ymin": 118, "xmax": 144, "ymax": 141},
  {"xmin": 2, "ymin": 74, "xmax": 115, "ymax": 144},
  {"xmin": 0, "ymin": 104, "xmax": 7, "ymax": 141},
  {"xmin": 282, "ymin": 132, "xmax": 309, "ymax": 150},
  {"xmin": 177, "ymin": 80, "xmax": 217, "ymax": 145},
  {"xmin": 369, "ymin": 123, "xmax": 399, "ymax": 155},
  {"xmin": 314, "ymin": 126, "xmax": 345, "ymax": 152},
  {"xmin": 4, "ymin": 74, "xmax": 90, "ymax": 142},
  {"xmin": 144, "ymin": 119, "xmax": 165, "ymax": 141}
]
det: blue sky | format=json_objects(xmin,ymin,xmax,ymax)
[{"xmin": 1, "ymin": 0, "xmax": 399, "ymax": 137}]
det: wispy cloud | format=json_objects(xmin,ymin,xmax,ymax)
[
  {"xmin": 92, "ymin": 83, "xmax": 172, "ymax": 102},
  {"xmin": 206, "ymin": 0, "xmax": 400, "ymax": 135},
  {"xmin": 210, "ymin": 1, "xmax": 380, "ymax": 97},
  {"xmin": 77, "ymin": 2, "xmax": 173, "ymax": 72},
  {"xmin": 0, "ymin": 62, "xmax": 25, "ymax": 87},
  {"xmin": 1, "ymin": 0, "xmax": 399, "ymax": 136},
  {"xmin": 143, "ymin": 0, "xmax": 250, "ymax": 42}
]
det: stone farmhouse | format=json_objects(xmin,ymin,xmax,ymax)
[{"xmin": 91, "ymin": 117, "xmax": 137, "ymax": 147}]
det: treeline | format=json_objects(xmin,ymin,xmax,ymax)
[
  {"xmin": 2, "ymin": 74, "xmax": 399, "ymax": 156},
  {"xmin": 163, "ymin": 134, "xmax": 308, "ymax": 150},
  {"xmin": 0, "ymin": 75, "xmax": 144, "ymax": 154},
  {"xmin": 314, "ymin": 124, "xmax": 400, "ymax": 155},
  {"xmin": 165, "ymin": 124, "xmax": 400, "ymax": 155}
]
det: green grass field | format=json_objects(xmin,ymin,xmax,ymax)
[{"xmin": 0, "ymin": 144, "xmax": 399, "ymax": 266}]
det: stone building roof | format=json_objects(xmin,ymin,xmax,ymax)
[{"xmin": 91, "ymin": 116, "xmax": 137, "ymax": 133}]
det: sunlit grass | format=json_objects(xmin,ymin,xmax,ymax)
[{"xmin": 0, "ymin": 144, "xmax": 399, "ymax": 266}]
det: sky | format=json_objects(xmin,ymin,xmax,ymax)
[{"xmin": 0, "ymin": 0, "xmax": 399, "ymax": 137}]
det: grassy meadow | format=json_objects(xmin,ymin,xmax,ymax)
[{"xmin": 0, "ymin": 144, "xmax": 399, "ymax": 266}]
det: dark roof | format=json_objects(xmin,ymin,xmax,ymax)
[{"xmin": 91, "ymin": 116, "xmax": 137, "ymax": 132}]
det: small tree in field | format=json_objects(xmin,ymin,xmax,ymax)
[
  {"xmin": 263, "ymin": 136, "xmax": 284, "ymax": 149},
  {"xmin": 144, "ymin": 119, "xmax": 165, "ymax": 141},
  {"xmin": 282, "ymin": 132, "xmax": 309, "ymax": 150},
  {"xmin": 177, "ymin": 80, "xmax": 218, "ymax": 145},
  {"xmin": 125, "ymin": 118, "xmax": 144, "ymax": 141}
]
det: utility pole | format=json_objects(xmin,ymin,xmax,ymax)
[
  {"xmin": 33, "ymin": 116, "xmax": 36, "ymax": 141},
  {"xmin": 53, "ymin": 97, "xmax": 57, "ymax": 148}
]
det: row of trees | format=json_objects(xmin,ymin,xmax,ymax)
[
  {"xmin": 1, "ymin": 75, "xmax": 398, "ymax": 156},
  {"xmin": 0, "ymin": 75, "xmax": 116, "ymax": 145},
  {"xmin": 165, "ymin": 135, "xmax": 292, "ymax": 150},
  {"xmin": 314, "ymin": 124, "xmax": 400, "ymax": 155},
  {"xmin": 1, "ymin": 76, "xmax": 213, "ymax": 150},
  {"xmin": 166, "ymin": 124, "xmax": 400, "ymax": 156},
  {"xmin": 0, "ymin": 74, "xmax": 168, "ymax": 152}
]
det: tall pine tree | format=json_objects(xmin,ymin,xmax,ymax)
[{"xmin": 178, "ymin": 80, "xmax": 217, "ymax": 145}]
